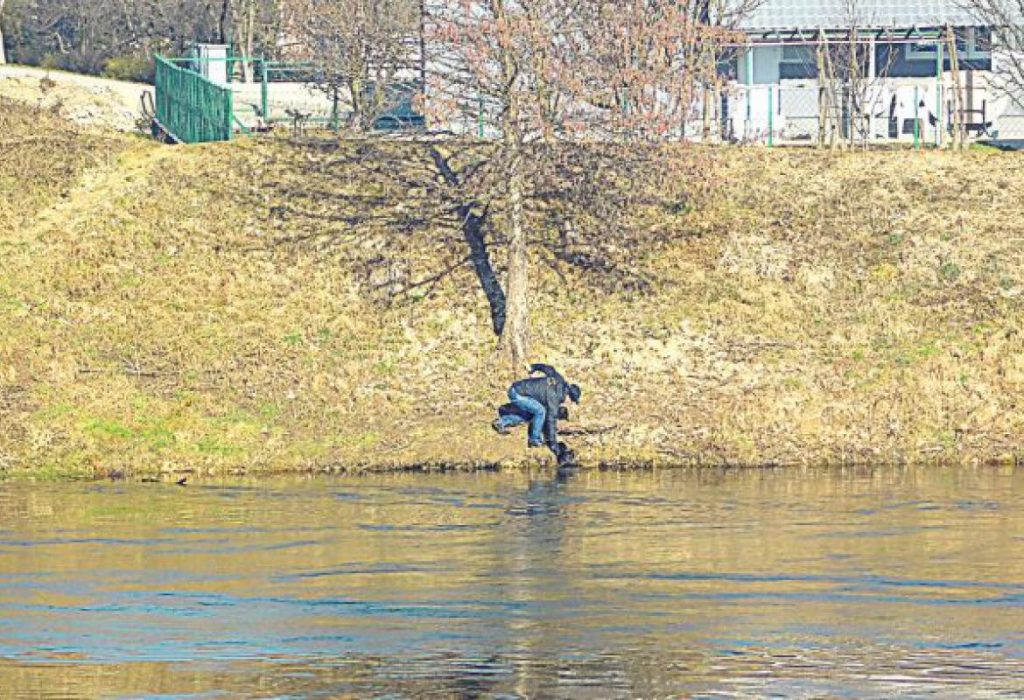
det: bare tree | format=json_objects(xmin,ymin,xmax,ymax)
[
  {"xmin": 811, "ymin": 0, "xmax": 900, "ymax": 148},
  {"xmin": 697, "ymin": 0, "xmax": 762, "ymax": 143},
  {"xmin": 423, "ymin": 0, "xmax": 554, "ymax": 366},
  {"xmin": 226, "ymin": 0, "xmax": 281, "ymax": 81},
  {"xmin": 288, "ymin": 0, "xmax": 420, "ymax": 130},
  {"xmin": 234, "ymin": 2, "xmax": 730, "ymax": 373},
  {"xmin": 424, "ymin": 0, "xmax": 745, "ymax": 367},
  {"xmin": 964, "ymin": 0, "xmax": 1024, "ymax": 107},
  {"xmin": 3, "ymin": 0, "xmax": 292, "ymax": 79},
  {"xmin": 2, "ymin": 0, "xmax": 236, "ymax": 76}
]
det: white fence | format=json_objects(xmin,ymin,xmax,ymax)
[{"xmin": 698, "ymin": 78, "xmax": 1024, "ymax": 147}]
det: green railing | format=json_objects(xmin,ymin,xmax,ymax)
[
  {"xmin": 154, "ymin": 55, "xmax": 234, "ymax": 143},
  {"xmin": 154, "ymin": 52, "xmax": 425, "ymax": 141}
]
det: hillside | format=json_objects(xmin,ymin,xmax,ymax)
[{"xmin": 1, "ymin": 99, "xmax": 1023, "ymax": 479}]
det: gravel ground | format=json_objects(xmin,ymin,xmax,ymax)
[{"xmin": 0, "ymin": 64, "xmax": 153, "ymax": 132}]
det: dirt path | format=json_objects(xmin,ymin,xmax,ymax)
[
  {"xmin": 26, "ymin": 144, "xmax": 172, "ymax": 244},
  {"xmin": 0, "ymin": 65, "xmax": 153, "ymax": 132}
]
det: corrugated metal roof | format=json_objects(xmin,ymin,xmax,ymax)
[{"xmin": 739, "ymin": 1, "xmax": 983, "ymax": 31}]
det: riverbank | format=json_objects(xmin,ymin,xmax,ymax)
[{"xmin": 2, "ymin": 98, "xmax": 1023, "ymax": 480}]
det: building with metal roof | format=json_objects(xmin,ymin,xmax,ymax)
[
  {"xmin": 714, "ymin": 0, "xmax": 1024, "ymax": 146},
  {"xmin": 740, "ymin": 1, "xmax": 984, "ymax": 34}
]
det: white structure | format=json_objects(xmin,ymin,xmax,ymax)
[
  {"xmin": 719, "ymin": 0, "xmax": 1024, "ymax": 145},
  {"xmin": 193, "ymin": 43, "xmax": 229, "ymax": 85}
]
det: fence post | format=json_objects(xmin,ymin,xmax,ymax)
[
  {"xmin": 155, "ymin": 54, "xmax": 163, "ymax": 129},
  {"xmin": 330, "ymin": 88, "xmax": 340, "ymax": 132},
  {"xmin": 745, "ymin": 46, "xmax": 754, "ymax": 139},
  {"xmin": 914, "ymin": 85, "xmax": 920, "ymax": 149},
  {"xmin": 935, "ymin": 40, "xmax": 944, "ymax": 147},
  {"xmin": 261, "ymin": 59, "xmax": 269, "ymax": 124},
  {"xmin": 767, "ymin": 85, "xmax": 774, "ymax": 147},
  {"xmin": 867, "ymin": 35, "xmax": 876, "ymax": 144},
  {"xmin": 225, "ymin": 78, "xmax": 234, "ymax": 141}
]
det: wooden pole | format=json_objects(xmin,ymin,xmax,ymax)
[
  {"xmin": 816, "ymin": 31, "xmax": 828, "ymax": 148},
  {"xmin": 947, "ymin": 25, "xmax": 966, "ymax": 150}
]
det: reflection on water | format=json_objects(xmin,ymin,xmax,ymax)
[{"xmin": 0, "ymin": 466, "xmax": 1022, "ymax": 698}]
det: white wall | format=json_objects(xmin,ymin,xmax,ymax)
[{"xmin": 195, "ymin": 44, "xmax": 228, "ymax": 85}]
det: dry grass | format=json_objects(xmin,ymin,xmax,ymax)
[{"xmin": 1, "ymin": 100, "xmax": 1023, "ymax": 479}]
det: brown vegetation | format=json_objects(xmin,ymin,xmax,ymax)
[{"xmin": 1, "ymin": 99, "xmax": 1022, "ymax": 479}]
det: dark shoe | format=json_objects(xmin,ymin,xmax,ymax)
[
  {"xmin": 492, "ymin": 419, "xmax": 510, "ymax": 436},
  {"xmin": 528, "ymin": 440, "xmax": 543, "ymax": 449}
]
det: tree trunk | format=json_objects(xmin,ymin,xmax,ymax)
[
  {"xmin": 947, "ymin": 25, "xmax": 966, "ymax": 150},
  {"xmin": 219, "ymin": 0, "xmax": 231, "ymax": 44},
  {"xmin": 848, "ymin": 37, "xmax": 858, "ymax": 148},
  {"xmin": 493, "ymin": 0, "xmax": 529, "ymax": 370},
  {"xmin": 500, "ymin": 137, "xmax": 529, "ymax": 369},
  {"xmin": 702, "ymin": 82, "xmax": 712, "ymax": 141},
  {"xmin": 0, "ymin": 0, "xmax": 8, "ymax": 65},
  {"xmin": 234, "ymin": 0, "xmax": 256, "ymax": 83}
]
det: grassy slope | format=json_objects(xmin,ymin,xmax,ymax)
[{"xmin": 1, "ymin": 100, "xmax": 1022, "ymax": 478}]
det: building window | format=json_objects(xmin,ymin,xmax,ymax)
[
  {"xmin": 959, "ymin": 27, "xmax": 991, "ymax": 60},
  {"xmin": 781, "ymin": 44, "xmax": 814, "ymax": 67},
  {"xmin": 779, "ymin": 44, "xmax": 816, "ymax": 80},
  {"xmin": 906, "ymin": 40, "xmax": 939, "ymax": 60},
  {"xmin": 906, "ymin": 27, "xmax": 992, "ymax": 61}
]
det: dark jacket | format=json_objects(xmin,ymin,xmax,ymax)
[
  {"xmin": 531, "ymin": 363, "xmax": 581, "ymax": 404},
  {"xmin": 510, "ymin": 375, "xmax": 570, "ymax": 450},
  {"xmin": 530, "ymin": 363, "xmax": 567, "ymax": 387}
]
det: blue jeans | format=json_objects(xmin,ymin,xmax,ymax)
[{"xmin": 497, "ymin": 388, "xmax": 546, "ymax": 445}]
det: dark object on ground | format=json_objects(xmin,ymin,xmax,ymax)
[
  {"xmin": 175, "ymin": 477, "xmax": 188, "ymax": 486},
  {"xmin": 491, "ymin": 418, "xmax": 510, "ymax": 435},
  {"xmin": 107, "ymin": 468, "xmax": 126, "ymax": 481}
]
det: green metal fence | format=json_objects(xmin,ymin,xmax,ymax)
[
  {"xmin": 154, "ymin": 55, "xmax": 234, "ymax": 143},
  {"xmin": 154, "ymin": 52, "xmax": 427, "ymax": 142}
]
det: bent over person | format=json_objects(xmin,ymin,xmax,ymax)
[{"xmin": 492, "ymin": 364, "xmax": 581, "ymax": 457}]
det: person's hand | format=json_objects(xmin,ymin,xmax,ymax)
[{"xmin": 556, "ymin": 442, "xmax": 576, "ymax": 467}]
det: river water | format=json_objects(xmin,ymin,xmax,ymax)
[{"xmin": 0, "ymin": 467, "xmax": 1022, "ymax": 698}]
